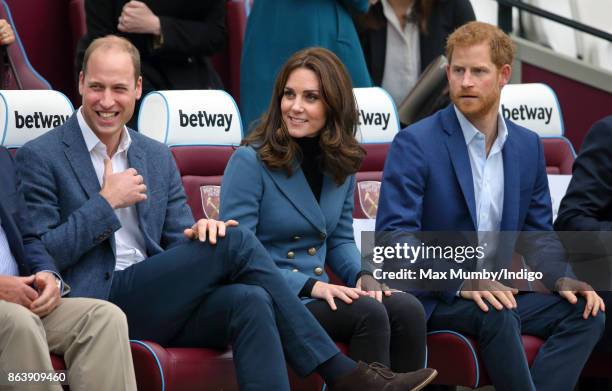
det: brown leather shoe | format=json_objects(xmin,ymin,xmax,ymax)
[{"xmin": 330, "ymin": 361, "xmax": 437, "ymax": 391}]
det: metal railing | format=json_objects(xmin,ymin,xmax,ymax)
[{"xmin": 495, "ymin": 0, "xmax": 612, "ymax": 43}]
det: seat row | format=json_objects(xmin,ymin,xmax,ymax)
[{"xmin": 1, "ymin": 85, "xmax": 598, "ymax": 390}]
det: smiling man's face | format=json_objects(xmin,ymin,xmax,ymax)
[
  {"xmin": 79, "ymin": 46, "xmax": 142, "ymax": 144},
  {"xmin": 447, "ymin": 42, "xmax": 510, "ymax": 124}
]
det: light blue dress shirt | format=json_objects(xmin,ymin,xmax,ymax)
[
  {"xmin": 454, "ymin": 106, "xmax": 508, "ymax": 275},
  {"xmin": 454, "ymin": 105, "xmax": 508, "ymax": 232},
  {"xmin": 0, "ymin": 222, "xmax": 19, "ymax": 276}
]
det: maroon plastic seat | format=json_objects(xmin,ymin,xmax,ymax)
[
  {"xmin": 353, "ymin": 143, "xmax": 390, "ymax": 219},
  {"xmin": 542, "ymin": 137, "xmax": 575, "ymax": 175},
  {"xmin": 131, "ymin": 341, "xmax": 238, "ymax": 391},
  {"xmin": 0, "ymin": 1, "xmax": 51, "ymax": 89},
  {"xmin": 171, "ymin": 145, "xmax": 236, "ymax": 221}
]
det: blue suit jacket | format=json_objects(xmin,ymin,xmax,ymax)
[
  {"xmin": 376, "ymin": 105, "xmax": 568, "ymax": 317},
  {"xmin": 0, "ymin": 147, "xmax": 58, "ymax": 277},
  {"xmin": 220, "ymin": 146, "xmax": 361, "ymax": 298},
  {"xmin": 15, "ymin": 114, "xmax": 194, "ymax": 299}
]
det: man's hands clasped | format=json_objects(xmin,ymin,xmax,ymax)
[{"xmin": 0, "ymin": 272, "xmax": 60, "ymax": 317}]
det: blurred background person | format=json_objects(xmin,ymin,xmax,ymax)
[
  {"xmin": 354, "ymin": 0, "xmax": 474, "ymax": 106},
  {"xmin": 222, "ymin": 47, "xmax": 428, "ymax": 374},
  {"xmin": 240, "ymin": 0, "xmax": 374, "ymax": 134},
  {"xmin": 75, "ymin": 0, "xmax": 226, "ymax": 127},
  {"xmin": 0, "ymin": 18, "xmax": 15, "ymax": 88}
]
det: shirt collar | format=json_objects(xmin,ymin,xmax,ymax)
[
  {"xmin": 454, "ymin": 105, "xmax": 508, "ymax": 148},
  {"xmin": 77, "ymin": 107, "xmax": 131, "ymax": 155},
  {"xmin": 381, "ymin": 0, "xmax": 414, "ymax": 32}
]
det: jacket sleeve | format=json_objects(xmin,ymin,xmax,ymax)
[
  {"xmin": 154, "ymin": 1, "xmax": 226, "ymax": 57},
  {"xmin": 1, "ymin": 148, "xmax": 59, "ymax": 275},
  {"xmin": 83, "ymin": 0, "xmax": 118, "ymax": 39},
  {"xmin": 555, "ymin": 118, "xmax": 612, "ymax": 231},
  {"xmin": 220, "ymin": 147, "xmax": 309, "ymax": 295},
  {"xmin": 325, "ymin": 176, "xmax": 362, "ymax": 287},
  {"xmin": 160, "ymin": 148, "xmax": 194, "ymax": 249},
  {"xmin": 375, "ymin": 129, "xmax": 458, "ymax": 302},
  {"xmin": 15, "ymin": 145, "xmax": 121, "ymax": 272},
  {"xmin": 376, "ymin": 129, "xmax": 428, "ymax": 233},
  {"xmin": 518, "ymin": 135, "xmax": 575, "ymax": 288}
]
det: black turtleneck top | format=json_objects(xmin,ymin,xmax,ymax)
[
  {"xmin": 294, "ymin": 135, "xmax": 323, "ymax": 202},
  {"xmin": 294, "ymin": 136, "xmax": 323, "ymax": 297}
]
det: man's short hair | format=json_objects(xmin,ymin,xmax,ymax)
[
  {"xmin": 446, "ymin": 21, "xmax": 516, "ymax": 68},
  {"xmin": 82, "ymin": 35, "xmax": 141, "ymax": 84}
]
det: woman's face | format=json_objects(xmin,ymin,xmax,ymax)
[{"xmin": 280, "ymin": 68, "xmax": 326, "ymax": 138}]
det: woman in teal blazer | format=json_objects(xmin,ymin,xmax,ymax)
[
  {"xmin": 240, "ymin": 0, "xmax": 372, "ymax": 134},
  {"xmin": 222, "ymin": 47, "xmax": 426, "ymax": 372}
]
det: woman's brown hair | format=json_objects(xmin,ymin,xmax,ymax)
[
  {"xmin": 243, "ymin": 47, "xmax": 364, "ymax": 185},
  {"xmin": 357, "ymin": 0, "xmax": 435, "ymax": 34}
]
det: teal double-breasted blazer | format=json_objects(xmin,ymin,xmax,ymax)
[
  {"xmin": 240, "ymin": 0, "xmax": 372, "ymax": 133},
  {"xmin": 220, "ymin": 146, "xmax": 362, "ymax": 297}
]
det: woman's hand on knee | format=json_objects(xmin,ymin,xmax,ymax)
[
  {"xmin": 311, "ymin": 281, "xmax": 366, "ymax": 310},
  {"xmin": 356, "ymin": 274, "xmax": 392, "ymax": 303},
  {"xmin": 183, "ymin": 219, "xmax": 239, "ymax": 244}
]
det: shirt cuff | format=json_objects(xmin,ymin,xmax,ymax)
[
  {"xmin": 40, "ymin": 270, "xmax": 70, "ymax": 297},
  {"xmin": 355, "ymin": 270, "xmax": 374, "ymax": 282}
]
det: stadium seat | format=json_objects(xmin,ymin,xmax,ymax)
[
  {"xmin": 0, "ymin": 89, "xmax": 74, "ymax": 154},
  {"xmin": 138, "ymin": 89, "xmax": 242, "ymax": 221},
  {"xmin": 0, "ymin": 1, "xmax": 51, "ymax": 90},
  {"xmin": 352, "ymin": 87, "xmax": 400, "ymax": 219},
  {"xmin": 501, "ymin": 83, "xmax": 576, "ymax": 174},
  {"xmin": 211, "ymin": 0, "xmax": 247, "ymax": 105}
]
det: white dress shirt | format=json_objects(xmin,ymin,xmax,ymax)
[
  {"xmin": 381, "ymin": 0, "xmax": 421, "ymax": 106},
  {"xmin": 77, "ymin": 108, "xmax": 147, "ymax": 271}
]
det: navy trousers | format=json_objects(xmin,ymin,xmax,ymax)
[
  {"xmin": 109, "ymin": 227, "xmax": 339, "ymax": 390},
  {"xmin": 428, "ymin": 292, "xmax": 605, "ymax": 391}
]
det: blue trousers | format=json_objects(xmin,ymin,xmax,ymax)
[
  {"xmin": 428, "ymin": 292, "xmax": 605, "ymax": 391},
  {"xmin": 109, "ymin": 227, "xmax": 339, "ymax": 391}
]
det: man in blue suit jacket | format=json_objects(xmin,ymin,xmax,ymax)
[
  {"xmin": 16, "ymin": 35, "xmax": 436, "ymax": 391},
  {"xmin": 376, "ymin": 22, "xmax": 605, "ymax": 391},
  {"xmin": 0, "ymin": 146, "xmax": 137, "ymax": 390}
]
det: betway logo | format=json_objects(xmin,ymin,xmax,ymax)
[
  {"xmin": 358, "ymin": 110, "xmax": 391, "ymax": 130},
  {"xmin": 502, "ymin": 104, "xmax": 553, "ymax": 125},
  {"xmin": 179, "ymin": 109, "xmax": 233, "ymax": 132},
  {"xmin": 15, "ymin": 111, "xmax": 69, "ymax": 129}
]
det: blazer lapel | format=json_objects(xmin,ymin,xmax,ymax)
[
  {"xmin": 263, "ymin": 165, "xmax": 325, "ymax": 232},
  {"xmin": 319, "ymin": 175, "xmax": 350, "ymax": 232},
  {"xmin": 500, "ymin": 130, "xmax": 519, "ymax": 231},
  {"xmin": 443, "ymin": 107, "xmax": 477, "ymax": 229},
  {"xmin": 62, "ymin": 116, "xmax": 102, "ymax": 199},
  {"xmin": 127, "ymin": 138, "xmax": 149, "ymax": 225}
]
